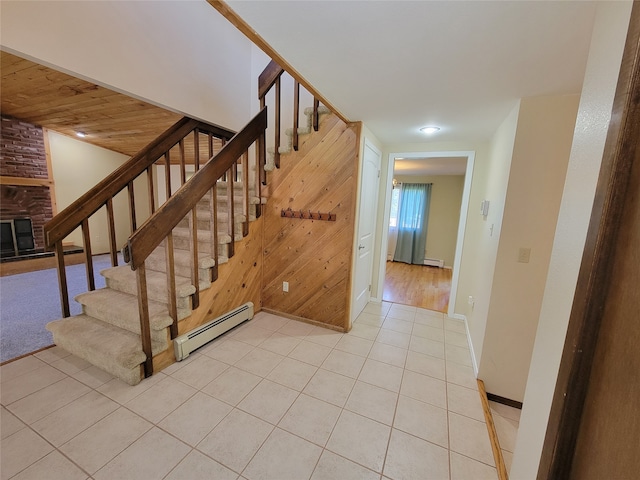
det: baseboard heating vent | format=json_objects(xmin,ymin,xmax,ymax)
[
  {"xmin": 424, "ymin": 258, "xmax": 445, "ymax": 268},
  {"xmin": 174, "ymin": 302, "xmax": 254, "ymax": 361}
]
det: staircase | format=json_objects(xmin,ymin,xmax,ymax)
[
  {"xmin": 47, "ymin": 181, "xmax": 263, "ymax": 385},
  {"xmin": 44, "ymin": 86, "xmax": 332, "ymax": 385}
]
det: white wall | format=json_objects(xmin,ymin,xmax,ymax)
[
  {"xmin": 511, "ymin": 1, "xmax": 633, "ymax": 477},
  {"xmin": 460, "ymin": 104, "xmax": 520, "ymax": 372},
  {"xmin": 1, "ymin": 0, "xmax": 253, "ymax": 131},
  {"xmin": 392, "ymin": 174, "xmax": 464, "ymax": 267},
  {"xmin": 479, "ymin": 94, "xmax": 580, "ymax": 402},
  {"xmin": 47, "ymin": 131, "xmax": 149, "ymax": 254}
]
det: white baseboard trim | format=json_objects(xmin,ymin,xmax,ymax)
[{"xmin": 451, "ymin": 313, "xmax": 479, "ymax": 376}]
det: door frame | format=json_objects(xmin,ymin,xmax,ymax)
[
  {"xmin": 375, "ymin": 150, "xmax": 475, "ymax": 318},
  {"xmin": 350, "ymin": 136, "xmax": 382, "ymax": 324}
]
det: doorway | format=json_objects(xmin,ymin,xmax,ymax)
[{"xmin": 377, "ymin": 151, "xmax": 475, "ymax": 317}]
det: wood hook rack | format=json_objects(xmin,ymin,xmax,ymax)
[{"xmin": 281, "ymin": 208, "xmax": 336, "ymax": 221}]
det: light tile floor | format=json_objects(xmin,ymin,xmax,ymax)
[{"xmin": 1, "ymin": 302, "xmax": 498, "ymax": 480}]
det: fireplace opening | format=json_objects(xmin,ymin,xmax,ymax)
[{"xmin": 1, "ymin": 218, "xmax": 36, "ymax": 258}]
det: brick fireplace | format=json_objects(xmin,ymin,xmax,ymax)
[{"xmin": 0, "ymin": 115, "xmax": 54, "ymax": 253}]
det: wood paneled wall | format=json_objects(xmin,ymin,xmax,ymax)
[
  {"xmin": 153, "ymin": 217, "xmax": 264, "ymax": 372},
  {"xmin": 261, "ymin": 114, "xmax": 359, "ymax": 330}
]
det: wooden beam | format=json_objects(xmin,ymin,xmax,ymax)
[{"xmin": 0, "ymin": 176, "xmax": 53, "ymax": 187}]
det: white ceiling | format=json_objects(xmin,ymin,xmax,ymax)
[{"xmin": 226, "ymin": 0, "xmax": 597, "ymax": 145}]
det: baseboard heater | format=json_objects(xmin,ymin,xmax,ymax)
[
  {"xmin": 424, "ymin": 258, "xmax": 445, "ymax": 268},
  {"xmin": 174, "ymin": 302, "xmax": 254, "ymax": 361}
]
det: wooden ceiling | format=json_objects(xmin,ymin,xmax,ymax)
[{"xmin": 1, "ymin": 51, "xmax": 183, "ymax": 156}]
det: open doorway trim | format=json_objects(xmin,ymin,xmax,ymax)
[{"xmin": 376, "ymin": 150, "xmax": 475, "ymax": 319}]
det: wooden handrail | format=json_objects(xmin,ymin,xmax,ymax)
[
  {"xmin": 258, "ymin": 60, "xmax": 285, "ymax": 100},
  {"xmin": 124, "ymin": 107, "xmax": 267, "ymax": 269},
  {"xmin": 43, "ymin": 118, "xmax": 235, "ymax": 247}
]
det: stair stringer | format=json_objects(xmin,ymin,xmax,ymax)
[{"xmin": 152, "ymin": 216, "xmax": 264, "ymax": 373}]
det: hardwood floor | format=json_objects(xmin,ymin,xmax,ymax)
[{"xmin": 382, "ymin": 261, "xmax": 452, "ymax": 312}]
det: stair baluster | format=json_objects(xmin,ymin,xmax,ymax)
[
  {"xmin": 106, "ymin": 198, "xmax": 118, "ymax": 267},
  {"xmin": 293, "ymin": 80, "xmax": 300, "ymax": 151}
]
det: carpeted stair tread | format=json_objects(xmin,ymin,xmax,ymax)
[
  {"xmin": 74, "ymin": 288, "xmax": 182, "ymax": 332},
  {"xmin": 46, "ymin": 314, "xmax": 165, "ymax": 385},
  {"xmin": 101, "ymin": 265, "xmax": 200, "ymax": 309}
]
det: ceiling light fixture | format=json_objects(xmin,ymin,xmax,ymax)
[
  {"xmin": 420, "ymin": 126, "xmax": 440, "ymax": 135},
  {"xmin": 75, "ymin": 131, "xmax": 87, "ymax": 138}
]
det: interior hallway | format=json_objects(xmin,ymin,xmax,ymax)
[
  {"xmin": 1, "ymin": 303, "xmax": 498, "ymax": 479},
  {"xmin": 383, "ymin": 261, "xmax": 452, "ymax": 312}
]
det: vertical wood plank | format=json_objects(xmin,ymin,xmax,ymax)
[
  {"xmin": 147, "ymin": 165, "xmax": 155, "ymax": 214},
  {"xmin": 42, "ymin": 128, "xmax": 58, "ymax": 215},
  {"xmin": 135, "ymin": 264, "xmax": 153, "ymax": 378},
  {"xmin": 227, "ymin": 165, "xmax": 235, "ymax": 258},
  {"xmin": 179, "ymin": 139, "xmax": 186, "ymax": 185},
  {"xmin": 164, "ymin": 233, "xmax": 179, "ymax": 339},
  {"xmin": 242, "ymin": 151, "xmax": 250, "ymax": 237},
  {"xmin": 164, "ymin": 152, "xmax": 172, "ymax": 200},
  {"xmin": 189, "ymin": 204, "xmax": 200, "ymax": 310},
  {"xmin": 194, "ymin": 128, "xmax": 200, "ymax": 171},
  {"xmin": 274, "ymin": 77, "xmax": 281, "ymax": 168},
  {"xmin": 313, "ymin": 98, "xmax": 320, "ymax": 131},
  {"xmin": 210, "ymin": 183, "xmax": 219, "ymax": 282},
  {"xmin": 81, "ymin": 218, "xmax": 95, "ymax": 291},
  {"xmin": 127, "ymin": 181, "xmax": 137, "ymax": 232},
  {"xmin": 293, "ymin": 80, "xmax": 300, "ymax": 151},
  {"xmin": 106, "ymin": 198, "xmax": 118, "ymax": 267},
  {"xmin": 54, "ymin": 241, "xmax": 70, "ymax": 317},
  {"xmin": 258, "ymin": 97, "xmax": 267, "ymax": 188}
]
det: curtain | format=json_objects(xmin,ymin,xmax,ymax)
[
  {"xmin": 387, "ymin": 184, "xmax": 401, "ymax": 260},
  {"xmin": 393, "ymin": 183, "xmax": 432, "ymax": 264}
]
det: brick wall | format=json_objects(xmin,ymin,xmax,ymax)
[
  {"xmin": 1, "ymin": 116, "xmax": 48, "ymax": 178},
  {"xmin": 0, "ymin": 115, "xmax": 53, "ymax": 249}
]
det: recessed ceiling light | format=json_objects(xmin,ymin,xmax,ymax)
[
  {"xmin": 75, "ymin": 131, "xmax": 87, "ymax": 138},
  {"xmin": 420, "ymin": 126, "xmax": 440, "ymax": 135}
]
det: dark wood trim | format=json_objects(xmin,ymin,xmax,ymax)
[
  {"xmin": 0, "ymin": 175, "xmax": 53, "ymax": 187},
  {"xmin": 538, "ymin": 4, "xmax": 639, "ymax": 479},
  {"xmin": 479, "ymin": 380, "xmax": 509, "ymax": 480},
  {"xmin": 258, "ymin": 59, "xmax": 284, "ymax": 99},
  {"xmin": 207, "ymin": 0, "xmax": 350, "ymax": 125},
  {"xmin": 486, "ymin": 392, "xmax": 523, "ymax": 410},
  {"xmin": 0, "ymin": 345, "xmax": 55, "ymax": 366}
]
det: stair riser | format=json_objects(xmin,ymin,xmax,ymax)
[
  {"xmin": 178, "ymin": 216, "xmax": 248, "ymax": 232},
  {"xmin": 145, "ymin": 254, "xmax": 212, "ymax": 284},
  {"xmin": 172, "ymin": 236, "xmax": 243, "ymax": 255},
  {"xmin": 105, "ymin": 276, "xmax": 193, "ymax": 311},
  {"xmin": 80, "ymin": 302, "xmax": 169, "ymax": 345}
]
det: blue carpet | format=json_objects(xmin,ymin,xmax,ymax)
[{"xmin": 0, "ymin": 254, "xmax": 121, "ymax": 362}]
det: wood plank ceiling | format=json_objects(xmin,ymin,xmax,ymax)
[{"xmin": 1, "ymin": 51, "xmax": 182, "ymax": 157}]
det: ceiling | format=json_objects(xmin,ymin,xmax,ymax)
[
  {"xmin": 1, "ymin": 51, "xmax": 182, "ymax": 157},
  {"xmin": 227, "ymin": 0, "xmax": 598, "ymax": 145},
  {"xmin": 1, "ymin": 1, "xmax": 599, "ymax": 170}
]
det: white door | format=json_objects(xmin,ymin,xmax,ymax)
[{"xmin": 351, "ymin": 139, "xmax": 381, "ymax": 323}]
